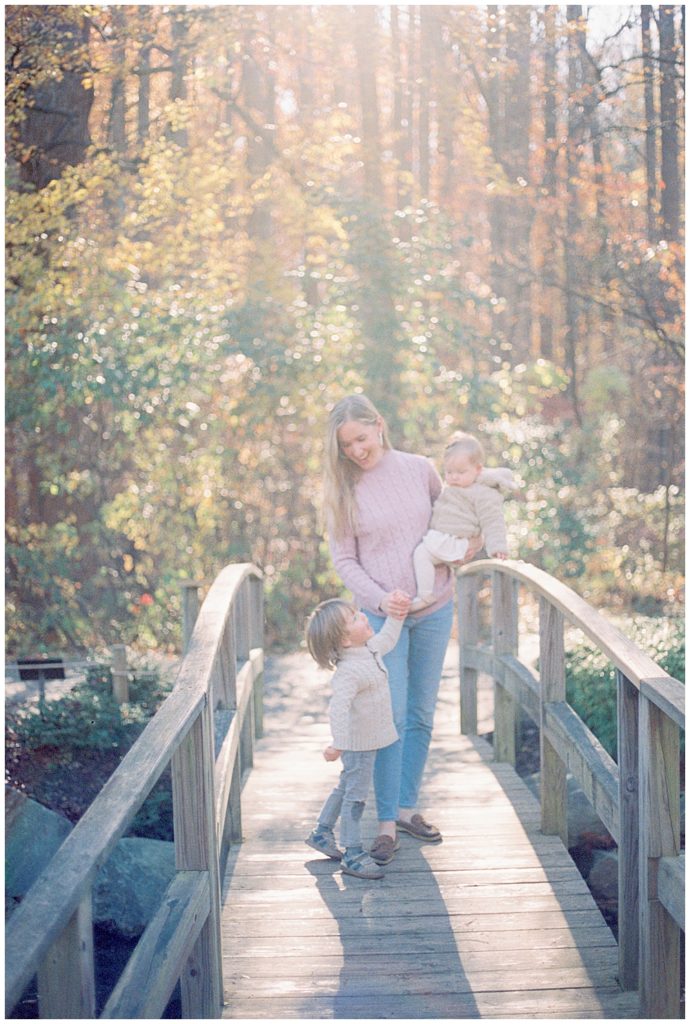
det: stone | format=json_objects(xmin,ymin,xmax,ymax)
[
  {"xmin": 566, "ymin": 778, "xmax": 612, "ymax": 848},
  {"xmin": 520, "ymin": 772, "xmax": 613, "ymax": 847},
  {"xmin": 587, "ymin": 849, "xmax": 619, "ymax": 902},
  {"xmin": 5, "ymin": 787, "xmax": 73, "ymax": 913},
  {"xmin": 93, "ymin": 836, "xmax": 176, "ymax": 937}
]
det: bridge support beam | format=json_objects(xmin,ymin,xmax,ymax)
[
  {"xmin": 639, "ymin": 693, "xmax": 681, "ymax": 1018},
  {"xmin": 539, "ymin": 599, "xmax": 567, "ymax": 846},
  {"xmin": 616, "ymin": 670, "xmax": 639, "ymax": 990},
  {"xmin": 492, "ymin": 572, "xmax": 519, "ymax": 764}
]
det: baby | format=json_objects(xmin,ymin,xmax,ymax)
[
  {"xmin": 410, "ymin": 432, "xmax": 518, "ymax": 611},
  {"xmin": 304, "ymin": 595, "xmax": 406, "ymax": 879}
]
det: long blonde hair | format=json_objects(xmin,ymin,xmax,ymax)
[{"xmin": 323, "ymin": 394, "xmax": 392, "ymax": 539}]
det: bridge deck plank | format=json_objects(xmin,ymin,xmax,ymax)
[{"xmin": 220, "ymin": 645, "xmax": 639, "ymax": 1019}]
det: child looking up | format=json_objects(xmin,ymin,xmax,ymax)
[
  {"xmin": 304, "ymin": 595, "xmax": 407, "ymax": 879},
  {"xmin": 410, "ymin": 433, "xmax": 518, "ymax": 611}
]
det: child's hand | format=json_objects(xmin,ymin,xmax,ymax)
[
  {"xmin": 385, "ymin": 589, "xmax": 410, "ymax": 619},
  {"xmin": 323, "ymin": 745, "xmax": 342, "ymax": 762},
  {"xmin": 493, "ymin": 551, "xmax": 508, "ymax": 560}
]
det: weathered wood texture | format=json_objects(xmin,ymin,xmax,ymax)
[
  {"xmin": 5, "ymin": 563, "xmax": 263, "ymax": 1020},
  {"xmin": 220, "ymin": 645, "xmax": 639, "ymax": 1020},
  {"xmin": 457, "ymin": 559, "xmax": 684, "ymax": 1018}
]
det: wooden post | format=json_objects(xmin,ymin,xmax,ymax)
[
  {"xmin": 458, "ymin": 575, "xmax": 479, "ymax": 735},
  {"xmin": 234, "ymin": 585, "xmax": 250, "ymax": 663},
  {"xmin": 181, "ymin": 582, "xmax": 202, "ymax": 654},
  {"xmin": 492, "ymin": 571, "xmax": 519, "ymax": 764},
  {"xmin": 37, "ymin": 895, "xmax": 95, "ymax": 1018},
  {"xmin": 616, "ymin": 669, "xmax": 639, "ymax": 990},
  {"xmin": 239, "ymin": 696, "xmax": 254, "ymax": 775},
  {"xmin": 111, "ymin": 644, "xmax": 129, "ymax": 705},
  {"xmin": 218, "ymin": 611, "xmax": 237, "ymax": 711},
  {"xmin": 639, "ymin": 693, "xmax": 681, "ymax": 1018},
  {"xmin": 171, "ymin": 704, "xmax": 223, "ymax": 1018},
  {"xmin": 539, "ymin": 598, "xmax": 567, "ymax": 844},
  {"xmin": 250, "ymin": 574, "xmax": 264, "ymax": 739}
]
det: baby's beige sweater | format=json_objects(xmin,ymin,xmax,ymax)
[
  {"xmin": 429, "ymin": 467, "xmax": 517, "ymax": 557},
  {"xmin": 329, "ymin": 617, "xmax": 402, "ymax": 752}
]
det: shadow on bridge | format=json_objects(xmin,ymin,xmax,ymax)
[{"xmin": 219, "ymin": 643, "xmax": 639, "ymax": 1019}]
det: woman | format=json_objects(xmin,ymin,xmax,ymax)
[{"xmin": 323, "ymin": 394, "xmax": 482, "ymax": 865}]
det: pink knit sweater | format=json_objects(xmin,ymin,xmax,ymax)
[{"xmin": 329, "ymin": 449, "xmax": 454, "ymax": 616}]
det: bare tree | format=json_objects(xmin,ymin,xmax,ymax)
[
  {"xmin": 658, "ymin": 5, "xmax": 681, "ymax": 240},
  {"xmin": 641, "ymin": 5, "xmax": 659, "ymax": 240}
]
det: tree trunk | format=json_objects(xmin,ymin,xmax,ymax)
[
  {"xmin": 353, "ymin": 5, "xmax": 384, "ymax": 201},
  {"xmin": 486, "ymin": 6, "xmax": 509, "ymax": 342},
  {"xmin": 136, "ymin": 8, "xmax": 152, "ymax": 145},
  {"xmin": 418, "ymin": 6, "xmax": 433, "ymax": 197},
  {"xmin": 107, "ymin": 7, "xmax": 127, "ymax": 153},
  {"xmin": 564, "ymin": 5, "xmax": 584, "ymax": 424},
  {"xmin": 436, "ymin": 10, "xmax": 455, "ymax": 204},
  {"xmin": 658, "ymin": 5, "xmax": 680, "ymax": 240},
  {"xmin": 391, "ymin": 5, "xmax": 406, "ymax": 210},
  {"xmin": 242, "ymin": 22, "xmax": 275, "ymax": 246},
  {"xmin": 503, "ymin": 6, "xmax": 533, "ymax": 359},
  {"xmin": 169, "ymin": 7, "xmax": 189, "ymax": 147},
  {"xmin": 539, "ymin": 5, "xmax": 558, "ymax": 360},
  {"xmin": 10, "ymin": 12, "xmax": 94, "ymax": 189},
  {"xmin": 641, "ymin": 6, "xmax": 658, "ymax": 240}
]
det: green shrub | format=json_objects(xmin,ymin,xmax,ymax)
[
  {"xmin": 8, "ymin": 663, "xmax": 170, "ymax": 755},
  {"xmin": 565, "ymin": 619, "xmax": 684, "ymax": 761},
  {"xmin": 7, "ymin": 661, "xmax": 176, "ymax": 839},
  {"xmin": 8, "ymin": 683, "xmax": 143, "ymax": 752}
]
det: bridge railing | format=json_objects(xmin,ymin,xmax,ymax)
[
  {"xmin": 5, "ymin": 562, "xmax": 264, "ymax": 1020},
  {"xmin": 457, "ymin": 559, "xmax": 684, "ymax": 1020}
]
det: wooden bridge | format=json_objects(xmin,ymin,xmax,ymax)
[{"xmin": 5, "ymin": 561, "xmax": 685, "ymax": 1019}]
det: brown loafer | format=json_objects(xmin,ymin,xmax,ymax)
[
  {"xmin": 396, "ymin": 814, "xmax": 442, "ymax": 842},
  {"xmin": 370, "ymin": 834, "xmax": 400, "ymax": 865}
]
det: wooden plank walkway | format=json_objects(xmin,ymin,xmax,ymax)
[{"xmin": 220, "ymin": 643, "xmax": 640, "ymax": 1019}]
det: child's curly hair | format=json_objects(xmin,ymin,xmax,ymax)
[{"xmin": 305, "ymin": 598, "xmax": 354, "ymax": 670}]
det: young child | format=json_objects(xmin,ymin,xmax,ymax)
[
  {"xmin": 410, "ymin": 432, "xmax": 518, "ymax": 611},
  {"xmin": 304, "ymin": 595, "xmax": 406, "ymax": 879}
]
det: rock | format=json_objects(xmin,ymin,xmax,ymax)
[
  {"xmin": 5, "ymin": 787, "xmax": 73, "ymax": 913},
  {"xmin": 93, "ymin": 836, "xmax": 175, "ymax": 937},
  {"xmin": 521, "ymin": 772, "xmax": 612, "ymax": 847},
  {"xmin": 587, "ymin": 849, "xmax": 619, "ymax": 902},
  {"xmin": 566, "ymin": 777, "xmax": 612, "ymax": 848}
]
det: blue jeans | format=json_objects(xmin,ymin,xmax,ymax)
[
  {"xmin": 365, "ymin": 600, "xmax": 454, "ymax": 822},
  {"xmin": 317, "ymin": 749, "xmax": 377, "ymax": 849}
]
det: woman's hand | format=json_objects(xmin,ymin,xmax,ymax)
[
  {"xmin": 379, "ymin": 589, "xmax": 411, "ymax": 619},
  {"xmin": 323, "ymin": 745, "xmax": 342, "ymax": 762}
]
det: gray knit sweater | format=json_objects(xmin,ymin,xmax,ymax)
[{"xmin": 329, "ymin": 616, "xmax": 402, "ymax": 752}]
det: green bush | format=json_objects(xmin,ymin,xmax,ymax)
[
  {"xmin": 8, "ymin": 683, "xmax": 143, "ymax": 752},
  {"xmin": 565, "ymin": 619, "xmax": 684, "ymax": 761},
  {"xmin": 8, "ymin": 663, "xmax": 169, "ymax": 754},
  {"xmin": 7, "ymin": 661, "xmax": 176, "ymax": 839}
]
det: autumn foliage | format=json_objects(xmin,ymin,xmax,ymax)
[{"xmin": 5, "ymin": 5, "xmax": 684, "ymax": 653}]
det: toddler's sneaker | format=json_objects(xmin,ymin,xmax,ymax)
[
  {"xmin": 305, "ymin": 828, "xmax": 342, "ymax": 860},
  {"xmin": 341, "ymin": 848, "xmax": 384, "ymax": 880}
]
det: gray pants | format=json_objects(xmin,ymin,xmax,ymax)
[{"xmin": 317, "ymin": 749, "xmax": 377, "ymax": 849}]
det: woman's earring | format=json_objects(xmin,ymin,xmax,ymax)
[{"xmin": 378, "ymin": 431, "xmax": 383, "ymax": 445}]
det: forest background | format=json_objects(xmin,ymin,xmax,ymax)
[{"xmin": 5, "ymin": 3, "xmax": 685, "ymax": 657}]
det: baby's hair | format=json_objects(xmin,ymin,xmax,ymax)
[
  {"xmin": 444, "ymin": 432, "xmax": 484, "ymax": 466},
  {"xmin": 305, "ymin": 598, "xmax": 354, "ymax": 670}
]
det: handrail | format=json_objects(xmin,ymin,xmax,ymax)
[
  {"xmin": 457, "ymin": 559, "xmax": 684, "ymax": 1020},
  {"xmin": 5, "ymin": 562, "xmax": 264, "ymax": 1019}
]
